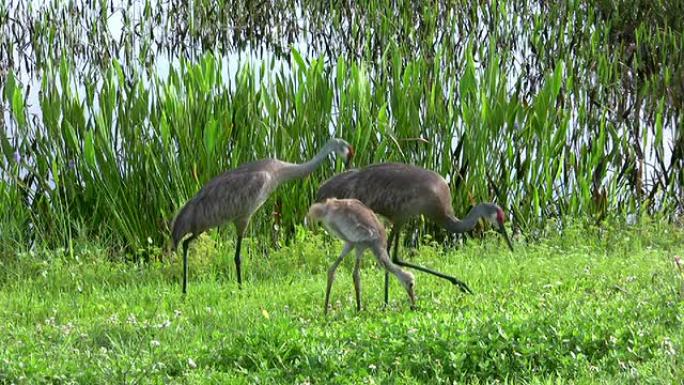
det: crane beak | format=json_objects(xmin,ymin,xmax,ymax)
[
  {"xmin": 344, "ymin": 146, "xmax": 354, "ymax": 169},
  {"xmin": 404, "ymin": 285, "xmax": 416, "ymax": 309},
  {"xmin": 304, "ymin": 214, "xmax": 317, "ymax": 229},
  {"xmin": 497, "ymin": 226, "xmax": 514, "ymax": 252}
]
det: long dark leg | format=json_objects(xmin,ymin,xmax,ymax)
[
  {"xmin": 392, "ymin": 225, "xmax": 400, "ymax": 262},
  {"xmin": 353, "ymin": 248, "xmax": 364, "ymax": 312},
  {"xmin": 234, "ymin": 235, "xmax": 243, "ymax": 287},
  {"xmin": 384, "ymin": 227, "xmax": 397, "ymax": 305},
  {"xmin": 393, "ymin": 257, "xmax": 473, "ymax": 294},
  {"xmin": 182, "ymin": 234, "xmax": 198, "ymax": 294},
  {"xmin": 384, "ymin": 225, "xmax": 402, "ymax": 305}
]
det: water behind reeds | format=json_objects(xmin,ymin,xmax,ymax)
[{"xmin": 1, "ymin": 0, "xmax": 682, "ymax": 254}]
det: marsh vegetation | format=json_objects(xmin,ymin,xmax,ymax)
[{"xmin": 1, "ymin": 0, "xmax": 683, "ymax": 383}]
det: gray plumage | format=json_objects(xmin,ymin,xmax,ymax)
[
  {"xmin": 316, "ymin": 162, "xmax": 514, "ymax": 299},
  {"xmin": 307, "ymin": 198, "xmax": 416, "ymax": 314},
  {"xmin": 172, "ymin": 138, "xmax": 354, "ymax": 294}
]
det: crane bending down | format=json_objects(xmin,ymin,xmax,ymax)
[
  {"xmin": 316, "ymin": 162, "xmax": 514, "ymax": 302},
  {"xmin": 172, "ymin": 138, "xmax": 354, "ymax": 294},
  {"xmin": 307, "ymin": 198, "xmax": 416, "ymax": 314}
]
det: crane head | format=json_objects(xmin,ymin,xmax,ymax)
[
  {"xmin": 493, "ymin": 206, "xmax": 513, "ymax": 252},
  {"xmin": 305, "ymin": 202, "xmax": 328, "ymax": 229},
  {"xmin": 330, "ymin": 138, "xmax": 354, "ymax": 169},
  {"xmin": 344, "ymin": 145, "xmax": 355, "ymax": 169},
  {"xmin": 479, "ymin": 203, "xmax": 514, "ymax": 252},
  {"xmin": 397, "ymin": 270, "xmax": 416, "ymax": 308}
]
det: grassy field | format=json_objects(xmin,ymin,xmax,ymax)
[
  {"xmin": 1, "ymin": 220, "xmax": 682, "ymax": 384},
  {"xmin": 2, "ymin": 1, "xmax": 683, "ymax": 383}
]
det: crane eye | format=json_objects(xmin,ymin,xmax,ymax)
[
  {"xmin": 496, "ymin": 209, "xmax": 505, "ymax": 224},
  {"xmin": 347, "ymin": 146, "xmax": 355, "ymax": 158}
]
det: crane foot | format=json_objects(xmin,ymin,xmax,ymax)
[{"xmin": 449, "ymin": 278, "xmax": 473, "ymax": 294}]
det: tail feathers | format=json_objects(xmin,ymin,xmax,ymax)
[
  {"xmin": 171, "ymin": 203, "xmax": 192, "ymax": 250},
  {"xmin": 315, "ymin": 170, "xmax": 356, "ymax": 202}
]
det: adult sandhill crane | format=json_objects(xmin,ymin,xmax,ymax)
[
  {"xmin": 172, "ymin": 138, "xmax": 354, "ymax": 294},
  {"xmin": 316, "ymin": 162, "xmax": 513, "ymax": 302},
  {"xmin": 307, "ymin": 198, "xmax": 416, "ymax": 314}
]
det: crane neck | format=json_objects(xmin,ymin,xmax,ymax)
[
  {"xmin": 444, "ymin": 204, "xmax": 487, "ymax": 234},
  {"xmin": 275, "ymin": 141, "xmax": 336, "ymax": 183},
  {"xmin": 372, "ymin": 244, "xmax": 406, "ymax": 276}
]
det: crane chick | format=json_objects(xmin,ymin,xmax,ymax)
[{"xmin": 307, "ymin": 198, "xmax": 416, "ymax": 314}]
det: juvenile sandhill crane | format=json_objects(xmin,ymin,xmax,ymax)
[
  {"xmin": 307, "ymin": 198, "xmax": 416, "ymax": 314},
  {"xmin": 316, "ymin": 162, "xmax": 513, "ymax": 302},
  {"xmin": 172, "ymin": 138, "xmax": 354, "ymax": 294}
]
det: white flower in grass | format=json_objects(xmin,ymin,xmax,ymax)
[
  {"xmin": 127, "ymin": 314, "xmax": 138, "ymax": 325},
  {"xmin": 156, "ymin": 319, "xmax": 171, "ymax": 329},
  {"xmin": 60, "ymin": 322, "xmax": 74, "ymax": 335},
  {"xmin": 662, "ymin": 337, "xmax": 676, "ymax": 356},
  {"xmin": 150, "ymin": 340, "xmax": 160, "ymax": 348}
]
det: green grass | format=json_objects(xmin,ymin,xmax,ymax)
[
  {"xmin": 1, "ymin": 220, "xmax": 683, "ymax": 384},
  {"xmin": 2, "ymin": 1, "xmax": 682, "ymax": 382}
]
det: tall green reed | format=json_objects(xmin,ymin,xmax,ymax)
[{"xmin": 1, "ymin": 0, "xmax": 682, "ymax": 255}]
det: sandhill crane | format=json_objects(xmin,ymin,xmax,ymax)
[
  {"xmin": 172, "ymin": 138, "xmax": 354, "ymax": 294},
  {"xmin": 316, "ymin": 162, "xmax": 513, "ymax": 302},
  {"xmin": 307, "ymin": 198, "xmax": 416, "ymax": 314}
]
